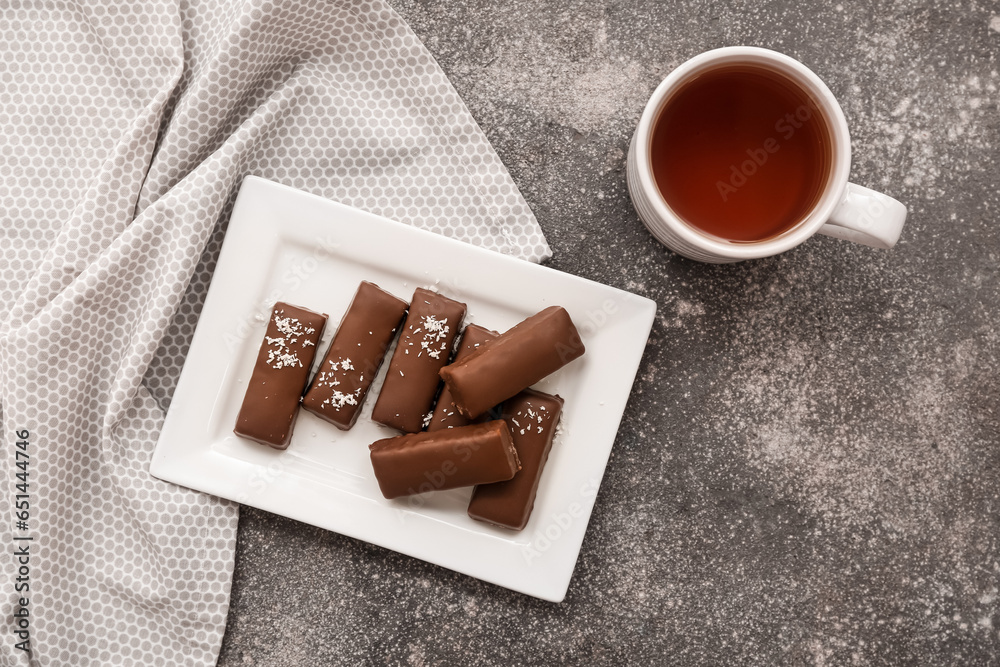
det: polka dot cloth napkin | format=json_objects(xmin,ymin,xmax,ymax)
[{"xmin": 0, "ymin": 0, "xmax": 549, "ymax": 663}]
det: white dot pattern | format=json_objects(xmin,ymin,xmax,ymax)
[{"xmin": 0, "ymin": 0, "xmax": 549, "ymax": 663}]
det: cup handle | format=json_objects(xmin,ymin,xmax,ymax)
[{"xmin": 817, "ymin": 183, "xmax": 907, "ymax": 249}]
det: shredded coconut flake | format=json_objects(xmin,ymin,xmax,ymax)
[
  {"xmin": 322, "ymin": 390, "xmax": 359, "ymax": 410},
  {"xmin": 312, "ymin": 357, "xmax": 361, "ymax": 411},
  {"xmin": 264, "ymin": 311, "xmax": 316, "ymax": 369},
  {"xmin": 411, "ymin": 315, "xmax": 451, "ymax": 361}
]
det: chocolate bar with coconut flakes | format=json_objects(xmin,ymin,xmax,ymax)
[
  {"xmin": 369, "ymin": 420, "xmax": 520, "ymax": 499},
  {"xmin": 467, "ymin": 389, "xmax": 564, "ymax": 530},
  {"xmin": 371, "ymin": 287, "xmax": 466, "ymax": 432},
  {"xmin": 426, "ymin": 324, "xmax": 499, "ymax": 432},
  {"xmin": 234, "ymin": 302, "xmax": 327, "ymax": 449},
  {"xmin": 302, "ymin": 282, "xmax": 408, "ymax": 430}
]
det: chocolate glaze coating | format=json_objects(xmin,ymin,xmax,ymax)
[
  {"xmin": 426, "ymin": 324, "xmax": 499, "ymax": 432},
  {"xmin": 302, "ymin": 282, "xmax": 408, "ymax": 430},
  {"xmin": 369, "ymin": 420, "xmax": 520, "ymax": 499},
  {"xmin": 234, "ymin": 302, "xmax": 327, "ymax": 450},
  {"xmin": 467, "ymin": 390, "xmax": 564, "ymax": 530},
  {"xmin": 439, "ymin": 306, "xmax": 584, "ymax": 419},
  {"xmin": 371, "ymin": 288, "xmax": 466, "ymax": 432}
]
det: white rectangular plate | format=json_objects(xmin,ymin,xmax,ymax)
[{"xmin": 150, "ymin": 176, "xmax": 656, "ymax": 602}]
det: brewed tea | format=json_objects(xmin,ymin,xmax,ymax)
[{"xmin": 649, "ymin": 65, "xmax": 832, "ymax": 242}]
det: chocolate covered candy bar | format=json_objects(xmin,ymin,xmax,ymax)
[
  {"xmin": 426, "ymin": 324, "xmax": 498, "ymax": 432},
  {"xmin": 371, "ymin": 288, "xmax": 466, "ymax": 432},
  {"xmin": 234, "ymin": 302, "xmax": 327, "ymax": 449},
  {"xmin": 302, "ymin": 282, "xmax": 408, "ymax": 430},
  {"xmin": 468, "ymin": 390, "xmax": 563, "ymax": 530},
  {"xmin": 369, "ymin": 420, "xmax": 520, "ymax": 499},
  {"xmin": 439, "ymin": 306, "xmax": 585, "ymax": 419}
]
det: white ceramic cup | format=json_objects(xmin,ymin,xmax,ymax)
[{"xmin": 627, "ymin": 46, "xmax": 907, "ymax": 263}]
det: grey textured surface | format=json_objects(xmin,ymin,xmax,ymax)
[{"xmin": 218, "ymin": 1, "xmax": 1000, "ymax": 664}]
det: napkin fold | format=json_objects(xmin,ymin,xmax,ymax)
[{"xmin": 0, "ymin": 0, "xmax": 548, "ymax": 663}]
